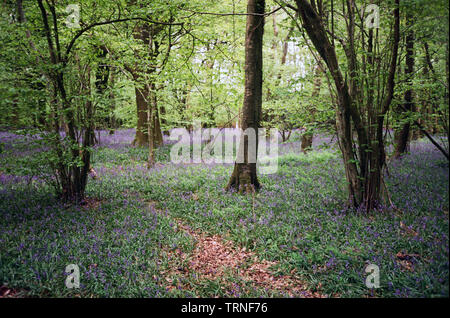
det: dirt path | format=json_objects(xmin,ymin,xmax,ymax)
[{"xmin": 148, "ymin": 201, "xmax": 325, "ymax": 298}]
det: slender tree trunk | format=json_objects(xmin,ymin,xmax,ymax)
[
  {"xmin": 160, "ymin": 103, "xmax": 169, "ymax": 136},
  {"xmin": 37, "ymin": 0, "xmax": 92, "ymax": 203},
  {"xmin": 226, "ymin": 0, "xmax": 265, "ymax": 193},
  {"xmin": 94, "ymin": 45, "xmax": 111, "ymax": 135},
  {"xmin": 108, "ymin": 71, "xmax": 116, "ymax": 134},
  {"xmin": 446, "ymin": 42, "xmax": 450, "ymax": 148},
  {"xmin": 301, "ymin": 63, "xmax": 322, "ymax": 153},
  {"xmin": 364, "ymin": 0, "xmax": 400, "ymax": 210},
  {"xmin": 295, "ymin": 0, "xmax": 399, "ymax": 210},
  {"xmin": 147, "ymin": 83, "xmax": 155, "ymax": 167},
  {"xmin": 13, "ymin": 0, "xmax": 26, "ymax": 128},
  {"xmin": 153, "ymin": 94, "xmax": 163, "ymax": 146},
  {"xmin": 394, "ymin": 14, "xmax": 415, "ymax": 158},
  {"xmin": 95, "ymin": 46, "xmax": 110, "ymax": 94}
]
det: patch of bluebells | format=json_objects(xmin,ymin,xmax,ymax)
[{"xmin": 0, "ymin": 129, "xmax": 448, "ymax": 297}]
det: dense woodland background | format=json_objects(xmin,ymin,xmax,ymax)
[{"xmin": 0, "ymin": 0, "xmax": 448, "ymax": 298}]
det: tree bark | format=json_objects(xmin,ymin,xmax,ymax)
[
  {"xmin": 131, "ymin": 23, "xmax": 163, "ymax": 148},
  {"xmin": 133, "ymin": 81, "xmax": 151, "ymax": 146},
  {"xmin": 37, "ymin": 0, "xmax": 92, "ymax": 203},
  {"xmin": 394, "ymin": 13, "xmax": 415, "ymax": 158},
  {"xmin": 226, "ymin": 0, "xmax": 265, "ymax": 193},
  {"xmin": 301, "ymin": 63, "xmax": 322, "ymax": 153},
  {"xmin": 294, "ymin": 0, "xmax": 400, "ymax": 210}
]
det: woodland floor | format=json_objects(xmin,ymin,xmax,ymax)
[{"xmin": 0, "ymin": 129, "xmax": 448, "ymax": 297}]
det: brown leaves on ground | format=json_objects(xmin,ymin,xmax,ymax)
[
  {"xmin": 189, "ymin": 234, "xmax": 323, "ymax": 297},
  {"xmin": 396, "ymin": 252, "xmax": 420, "ymax": 260},
  {"xmin": 147, "ymin": 200, "xmax": 325, "ymax": 297},
  {"xmin": 0, "ymin": 285, "xmax": 28, "ymax": 298},
  {"xmin": 80, "ymin": 197, "xmax": 103, "ymax": 210},
  {"xmin": 396, "ymin": 252, "xmax": 420, "ymax": 272},
  {"xmin": 162, "ymin": 218, "xmax": 323, "ymax": 297},
  {"xmin": 399, "ymin": 221, "xmax": 419, "ymax": 237},
  {"xmin": 189, "ymin": 234, "xmax": 248, "ymax": 279}
]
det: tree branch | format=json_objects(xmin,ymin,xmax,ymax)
[
  {"xmin": 64, "ymin": 17, "xmax": 184, "ymax": 62},
  {"xmin": 178, "ymin": 6, "xmax": 283, "ymax": 17}
]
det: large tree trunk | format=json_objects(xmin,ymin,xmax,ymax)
[
  {"xmin": 394, "ymin": 13, "xmax": 415, "ymax": 158},
  {"xmin": 134, "ymin": 82, "xmax": 151, "ymax": 147},
  {"xmin": 131, "ymin": 23, "xmax": 163, "ymax": 148},
  {"xmin": 226, "ymin": 0, "xmax": 265, "ymax": 193},
  {"xmin": 133, "ymin": 82, "xmax": 163, "ymax": 147}
]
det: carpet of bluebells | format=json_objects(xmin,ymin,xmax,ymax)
[{"xmin": 0, "ymin": 129, "xmax": 448, "ymax": 297}]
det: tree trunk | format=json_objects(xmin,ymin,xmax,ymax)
[
  {"xmin": 226, "ymin": 0, "xmax": 265, "ymax": 193},
  {"xmin": 147, "ymin": 83, "xmax": 155, "ymax": 167},
  {"xmin": 131, "ymin": 23, "xmax": 163, "ymax": 148},
  {"xmin": 134, "ymin": 83, "xmax": 150, "ymax": 146},
  {"xmin": 301, "ymin": 63, "xmax": 322, "ymax": 153},
  {"xmin": 37, "ymin": 0, "xmax": 92, "ymax": 203},
  {"xmin": 108, "ymin": 71, "xmax": 116, "ymax": 134},
  {"xmin": 295, "ymin": 0, "xmax": 400, "ymax": 210},
  {"xmin": 394, "ymin": 13, "xmax": 415, "ymax": 158},
  {"xmin": 160, "ymin": 103, "xmax": 169, "ymax": 136},
  {"xmin": 153, "ymin": 96, "xmax": 163, "ymax": 146}
]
